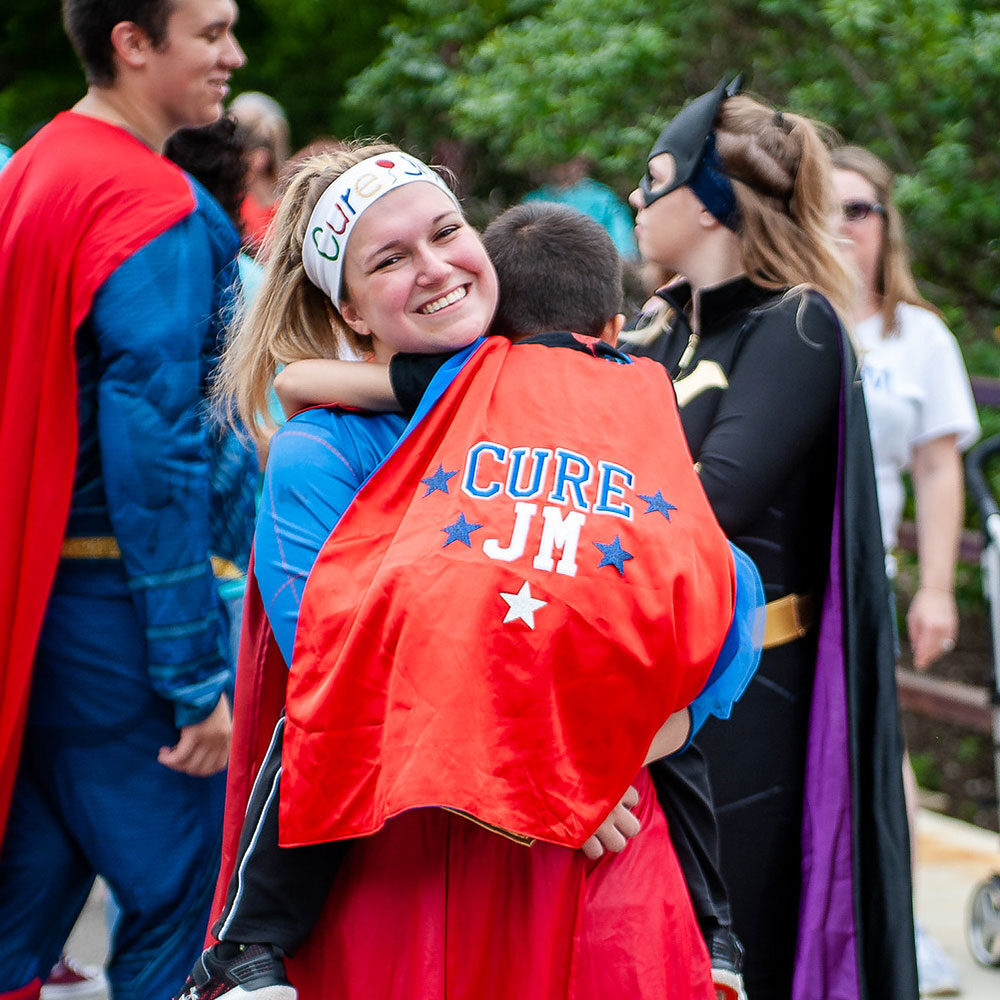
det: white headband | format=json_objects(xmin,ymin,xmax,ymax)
[{"xmin": 301, "ymin": 152, "xmax": 462, "ymax": 303}]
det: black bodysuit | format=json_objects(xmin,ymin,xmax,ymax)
[{"xmin": 629, "ymin": 276, "xmax": 841, "ymax": 1000}]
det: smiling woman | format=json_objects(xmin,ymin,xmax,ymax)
[
  {"xmin": 215, "ymin": 142, "xmax": 499, "ymax": 445},
  {"xmin": 175, "ymin": 140, "xmax": 740, "ymax": 1000}
]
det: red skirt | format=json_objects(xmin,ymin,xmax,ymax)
[{"xmin": 284, "ymin": 767, "xmax": 713, "ymax": 1000}]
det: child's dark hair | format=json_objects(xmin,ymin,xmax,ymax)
[
  {"xmin": 165, "ymin": 116, "xmax": 248, "ymax": 232},
  {"xmin": 482, "ymin": 203, "xmax": 623, "ymax": 339}
]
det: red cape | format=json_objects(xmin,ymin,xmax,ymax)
[
  {"xmin": 281, "ymin": 336, "xmax": 735, "ymax": 848},
  {"xmin": 212, "ymin": 574, "xmax": 714, "ymax": 999},
  {"xmin": 0, "ymin": 112, "xmax": 195, "ymax": 840}
]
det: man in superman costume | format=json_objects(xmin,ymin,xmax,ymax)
[
  {"xmin": 195, "ymin": 197, "xmax": 764, "ymax": 1000},
  {"xmin": 0, "ymin": 2, "xmax": 251, "ymax": 998}
]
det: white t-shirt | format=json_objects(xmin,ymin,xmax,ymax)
[{"xmin": 858, "ymin": 302, "xmax": 980, "ymax": 557}]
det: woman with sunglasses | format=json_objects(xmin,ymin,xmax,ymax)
[
  {"xmin": 625, "ymin": 83, "xmax": 918, "ymax": 1000},
  {"xmin": 833, "ymin": 145, "xmax": 979, "ymax": 996}
]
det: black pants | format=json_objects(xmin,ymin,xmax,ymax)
[
  {"xmin": 212, "ymin": 716, "xmax": 348, "ymax": 955},
  {"xmin": 648, "ymin": 744, "xmax": 733, "ymax": 940},
  {"xmin": 698, "ymin": 638, "xmax": 815, "ymax": 1000}
]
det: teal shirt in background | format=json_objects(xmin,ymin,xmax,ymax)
[{"xmin": 522, "ymin": 177, "xmax": 639, "ymax": 259}]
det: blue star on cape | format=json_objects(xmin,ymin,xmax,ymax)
[
  {"xmin": 442, "ymin": 512, "xmax": 483, "ymax": 547},
  {"xmin": 638, "ymin": 490, "xmax": 677, "ymax": 520},
  {"xmin": 594, "ymin": 535, "xmax": 634, "ymax": 576},
  {"xmin": 421, "ymin": 464, "xmax": 459, "ymax": 496}
]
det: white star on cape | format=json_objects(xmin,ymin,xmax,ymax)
[{"xmin": 499, "ymin": 581, "xmax": 547, "ymax": 630}]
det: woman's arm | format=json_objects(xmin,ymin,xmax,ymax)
[
  {"xmin": 908, "ymin": 433, "xmax": 962, "ymax": 669},
  {"xmin": 694, "ymin": 296, "xmax": 842, "ymax": 536},
  {"xmin": 273, "ymin": 359, "xmax": 401, "ymax": 417}
]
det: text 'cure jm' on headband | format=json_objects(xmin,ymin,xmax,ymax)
[{"xmin": 302, "ymin": 152, "xmax": 462, "ymax": 303}]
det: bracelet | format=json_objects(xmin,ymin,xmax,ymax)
[{"xmin": 917, "ymin": 585, "xmax": 955, "ymax": 597}]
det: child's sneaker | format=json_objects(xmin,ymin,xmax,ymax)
[
  {"xmin": 174, "ymin": 944, "xmax": 297, "ymax": 1000},
  {"xmin": 708, "ymin": 927, "xmax": 748, "ymax": 1000}
]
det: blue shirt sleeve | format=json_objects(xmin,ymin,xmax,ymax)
[
  {"xmin": 255, "ymin": 408, "xmax": 406, "ymax": 665},
  {"xmin": 674, "ymin": 542, "xmax": 765, "ymax": 754},
  {"xmin": 91, "ymin": 204, "xmax": 237, "ymax": 728}
]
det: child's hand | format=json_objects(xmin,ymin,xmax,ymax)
[{"xmin": 580, "ymin": 785, "xmax": 641, "ymax": 859}]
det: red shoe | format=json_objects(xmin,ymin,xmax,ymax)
[{"xmin": 40, "ymin": 956, "xmax": 107, "ymax": 1000}]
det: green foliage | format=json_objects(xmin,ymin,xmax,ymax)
[
  {"xmin": 911, "ymin": 750, "xmax": 943, "ymax": 791},
  {"xmin": 341, "ymin": 0, "xmax": 547, "ymax": 200},
  {"xmin": 228, "ymin": 0, "xmax": 405, "ymax": 147},
  {"xmin": 0, "ymin": 0, "xmax": 80, "ymax": 145},
  {"xmin": 957, "ymin": 734, "xmax": 985, "ymax": 766},
  {"xmin": 445, "ymin": 0, "xmax": 671, "ymax": 180},
  {"xmin": 342, "ymin": 0, "xmax": 999, "ymax": 361},
  {"xmin": 0, "ymin": 0, "xmax": 402, "ymax": 151}
]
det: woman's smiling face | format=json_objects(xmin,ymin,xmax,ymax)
[{"xmin": 338, "ymin": 183, "xmax": 499, "ymax": 362}]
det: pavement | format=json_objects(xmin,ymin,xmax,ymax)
[
  {"xmin": 61, "ymin": 808, "xmax": 1000, "ymax": 999},
  {"xmin": 914, "ymin": 809, "xmax": 999, "ymax": 998}
]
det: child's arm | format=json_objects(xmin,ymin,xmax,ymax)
[
  {"xmin": 273, "ymin": 359, "xmax": 402, "ymax": 417},
  {"xmin": 643, "ymin": 709, "xmax": 691, "ymax": 764},
  {"xmin": 579, "ymin": 708, "xmax": 692, "ymax": 859}
]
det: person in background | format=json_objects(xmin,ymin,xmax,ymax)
[
  {"xmin": 522, "ymin": 155, "xmax": 639, "ymax": 259},
  {"xmin": 624, "ymin": 78, "xmax": 917, "ymax": 1000},
  {"xmin": 176, "ymin": 146, "xmax": 754, "ymax": 1000},
  {"xmin": 0, "ymin": 2, "xmax": 246, "ymax": 997},
  {"xmin": 163, "ymin": 114, "xmax": 260, "ymax": 676},
  {"xmin": 833, "ymin": 144, "xmax": 980, "ymax": 998},
  {"xmin": 228, "ymin": 91, "xmax": 290, "ymax": 258}
]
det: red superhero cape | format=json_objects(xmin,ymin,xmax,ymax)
[
  {"xmin": 211, "ymin": 568, "xmax": 716, "ymax": 1000},
  {"xmin": 0, "ymin": 112, "xmax": 195, "ymax": 840},
  {"xmin": 280, "ymin": 335, "xmax": 736, "ymax": 849}
]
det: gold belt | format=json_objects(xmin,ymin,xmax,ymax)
[
  {"xmin": 763, "ymin": 593, "xmax": 815, "ymax": 649},
  {"xmin": 60, "ymin": 536, "xmax": 243, "ymax": 580},
  {"xmin": 442, "ymin": 807, "xmax": 535, "ymax": 846}
]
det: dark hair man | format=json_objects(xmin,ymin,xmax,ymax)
[{"xmin": 0, "ymin": 3, "xmax": 253, "ymax": 998}]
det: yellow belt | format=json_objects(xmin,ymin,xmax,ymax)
[
  {"xmin": 763, "ymin": 593, "xmax": 815, "ymax": 649},
  {"xmin": 60, "ymin": 536, "xmax": 243, "ymax": 580},
  {"xmin": 61, "ymin": 540, "xmax": 808, "ymax": 644}
]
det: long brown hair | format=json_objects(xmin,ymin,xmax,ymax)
[
  {"xmin": 214, "ymin": 141, "xmax": 401, "ymax": 447},
  {"xmin": 714, "ymin": 95, "xmax": 856, "ymax": 327},
  {"xmin": 831, "ymin": 144, "xmax": 940, "ymax": 336}
]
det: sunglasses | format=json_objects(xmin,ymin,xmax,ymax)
[{"xmin": 841, "ymin": 200, "xmax": 885, "ymax": 223}]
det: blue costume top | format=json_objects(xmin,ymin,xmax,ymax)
[
  {"xmin": 64, "ymin": 177, "xmax": 254, "ymax": 726},
  {"xmin": 256, "ymin": 408, "xmax": 406, "ymax": 663}
]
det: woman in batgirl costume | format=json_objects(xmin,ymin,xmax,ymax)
[{"xmin": 625, "ymin": 79, "xmax": 918, "ymax": 1000}]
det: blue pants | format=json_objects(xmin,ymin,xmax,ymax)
[{"xmin": 0, "ymin": 562, "xmax": 226, "ymax": 1000}]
